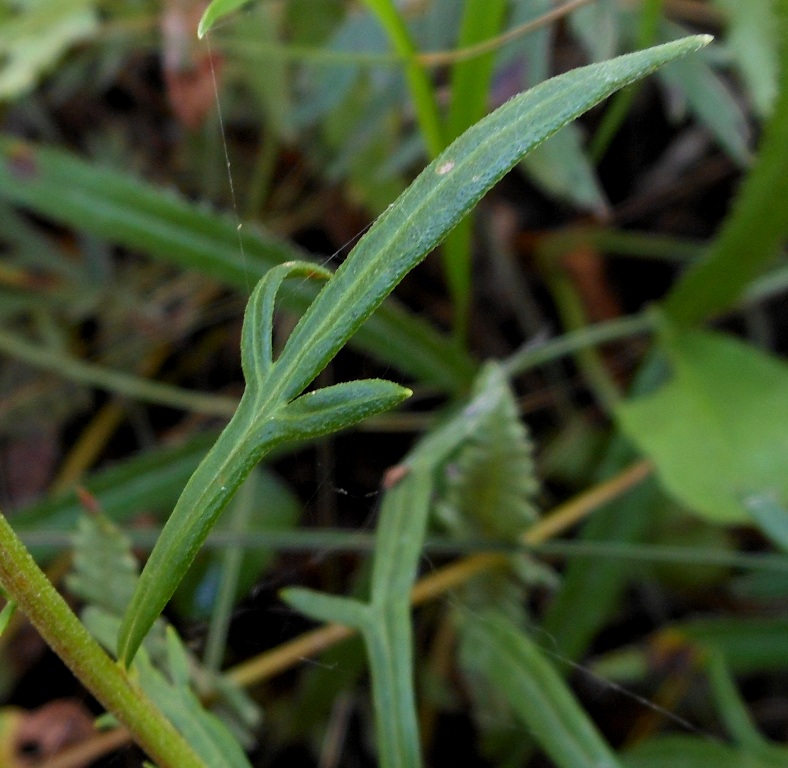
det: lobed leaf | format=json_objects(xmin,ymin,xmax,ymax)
[
  {"xmin": 283, "ymin": 465, "xmax": 433, "ymax": 768},
  {"xmin": 273, "ymin": 35, "xmax": 713, "ymax": 403},
  {"xmin": 119, "ymin": 35, "xmax": 712, "ymax": 666}
]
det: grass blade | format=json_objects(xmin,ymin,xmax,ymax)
[
  {"xmin": 462, "ymin": 610, "xmax": 623, "ymax": 768},
  {"xmin": 663, "ymin": 8, "xmax": 788, "ymax": 324}
]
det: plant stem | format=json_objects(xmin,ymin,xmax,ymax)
[
  {"xmin": 0, "ymin": 511, "xmax": 207, "ymax": 768},
  {"xmin": 502, "ymin": 312, "xmax": 656, "ymax": 378},
  {"xmin": 228, "ymin": 460, "xmax": 652, "ymax": 688},
  {"xmin": 0, "ymin": 328, "xmax": 238, "ymax": 417}
]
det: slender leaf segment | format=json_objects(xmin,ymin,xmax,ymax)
[{"xmin": 118, "ymin": 36, "xmax": 712, "ymax": 668}]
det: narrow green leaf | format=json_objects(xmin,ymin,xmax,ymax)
[
  {"xmin": 462, "ymin": 610, "xmax": 623, "ymax": 768},
  {"xmin": 445, "ymin": 0, "xmax": 508, "ymax": 143},
  {"xmin": 119, "ymin": 35, "xmax": 712, "ymax": 666},
  {"xmin": 657, "ymin": 29, "xmax": 752, "ymax": 165},
  {"xmin": 522, "ymin": 124, "xmax": 608, "ymax": 214},
  {"xmin": 441, "ymin": 0, "xmax": 509, "ymax": 338},
  {"xmin": 623, "ymin": 736, "xmax": 778, "ymax": 768},
  {"xmin": 200, "ymin": 470, "xmax": 282, "ymax": 669},
  {"xmin": 713, "ymin": 0, "xmax": 780, "ymax": 116},
  {"xmin": 569, "ymin": 0, "xmax": 619, "ymax": 61},
  {"xmin": 360, "ymin": 0, "xmax": 445, "ymax": 157},
  {"xmin": 283, "ymin": 466, "xmax": 433, "ymax": 768},
  {"xmin": 663, "ymin": 9, "xmax": 788, "ymax": 324},
  {"xmin": 368, "ymin": 466, "xmax": 432, "ymax": 605},
  {"xmin": 71, "ymin": 514, "xmax": 261, "ymax": 756},
  {"xmin": 240, "ymin": 262, "xmax": 331, "ymax": 382},
  {"xmin": 280, "ymin": 589, "xmax": 370, "ymax": 629},
  {"xmin": 273, "ymin": 36, "xmax": 712, "ymax": 403},
  {"xmin": 280, "ymin": 380, "xmax": 412, "ymax": 441},
  {"xmin": 117, "ymin": 265, "xmax": 409, "ymax": 665},
  {"xmin": 174, "ymin": 468, "xmax": 300, "ymax": 622},
  {"xmin": 705, "ymin": 651, "xmax": 775, "ymax": 756},
  {"xmin": 616, "ymin": 322, "xmax": 788, "ymax": 523},
  {"xmin": 198, "ymin": 0, "xmax": 253, "ymax": 38}
]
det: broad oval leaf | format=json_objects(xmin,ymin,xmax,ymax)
[{"xmin": 616, "ymin": 322, "xmax": 788, "ymax": 523}]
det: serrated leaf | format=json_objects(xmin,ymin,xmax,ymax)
[
  {"xmin": 68, "ymin": 512, "xmax": 261, "ymax": 755},
  {"xmin": 86, "ymin": 610, "xmax": 253, "ymax": 768},
  {"xmin": 436, "ymin": 364, "xmax": 537, "ymax": 541},
  {"xmin": 66, "ymin": 514, "xmax": 138, "ymax": 614},
  {"xmin": 616, "ymin": 323, "xmax": 788, "ymax": 523}
]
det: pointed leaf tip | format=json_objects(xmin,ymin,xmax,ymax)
[{"xmin": 197, "ymin": 0, "xmax": 253, "ymax": 39}]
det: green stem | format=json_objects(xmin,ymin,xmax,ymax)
[
  {"xmin": 0, "ymin": 328, "xmax": 238, "ymax": 417},
  {"xmin": 502, "ymin": 312, "xmax": 656, "ymax": 378},
  {"xmin": 0, "ymin": 511, "xmax": 207, "ymax": 768},
  {"xmin": 705, "ymin": 651, "xmax": 772, "ymax": 754},
  {"xmin": 539, "ymin": 263, "xmax": 625, "ymax": 411}
]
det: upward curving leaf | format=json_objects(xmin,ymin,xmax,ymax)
[{"xmin": 118, "ymin": 35, "xmax": 712, "ymax": 666}]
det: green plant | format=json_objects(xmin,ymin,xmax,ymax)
[
  {"xmin": 0, "ymin": 21, "xmax": 710, "ymax": 765},
  {"xmin": 1, "ymin": 1, "xmax": 787, "ymax": 767}
]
